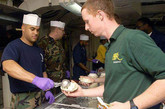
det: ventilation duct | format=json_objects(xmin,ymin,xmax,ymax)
[
  {"xmin": 59, "ymin": 0, "xmax": 82, "ymax": 16},
  {"xmin": 19, "ymin": 0, "xmax": 59, "ymax": 12},
  {"xmin": 112, "ymin": 0, "xmax": 141, "ymax": 25}
]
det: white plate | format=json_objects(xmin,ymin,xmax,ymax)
[
  {"xmin": 79, "ymin": 77, "xmax": 92, "ymax": 84},
  {"xmin": 88, "ymin": 73, "xmax": 98, "ymax": 78},
  {"xmin": 61, "ymin": 82, "xmax": 78, "ymax": 92}
]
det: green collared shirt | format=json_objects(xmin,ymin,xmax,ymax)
[{"xmin": 103, "ymin": 25, "xmax": 165, "ymax": 105}]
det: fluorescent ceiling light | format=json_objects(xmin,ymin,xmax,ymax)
[
  {"xmin": 0, "ymin": 15, "xmax": 20, "ymax": 22},
  {"xmin": 59, "ymin": 0, "xmax": 82, "ymax": 16}
]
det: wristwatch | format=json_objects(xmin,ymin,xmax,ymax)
[{"xmin": 130, "ymin": 99, "xmax": 138, "ymax": 109}]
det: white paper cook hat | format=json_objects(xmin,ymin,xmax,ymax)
[
  {"xmin": 80, "ymin": 34, "xmax": 89, "ymax": 41},
  {"xmin": 23, "ymin": 14, "xmax": 41, "ymax": 26},
  {"xmin": 100, "ymin": 36, "xmax": 106, "ymax": 40},
  {"xmin": 50, "ymin": 21, "xmax": 65, "ymax": 29}
]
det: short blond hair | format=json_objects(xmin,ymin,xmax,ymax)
[{"xmin": 82, "ymin": 0, "xmax": 115, "ymax": 19}]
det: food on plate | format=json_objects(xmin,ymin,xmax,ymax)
[
  {"xmin": 61, "ymin": 82, "xmax": 78, "ymax": 92},
  {"xmin": 88, "ymin": 73, "xmax": 98, "ymax": 78},
  {"xmin": 79, "ymin": 77, "xmax": 92, "ymax": 83}
]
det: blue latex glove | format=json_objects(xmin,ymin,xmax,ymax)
[
  {"xmin": 90, "ymin": 70, "xmax": 97, "ymax": 73},
  {"xmin": 32, "ymin": 76, "xmax": 54, "ymax": 91},
  {"xmin": 45, "ymin": 91, "xmax": 55, "ymax": 104},
  {"xmin": 66, "ymin": 70, "xmax": 70, "ymax": 78},
  {"xmin": 92, "ymin": 59, "xmax": 99, "ymax": 63}
]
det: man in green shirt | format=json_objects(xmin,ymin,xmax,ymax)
[{"xmin": 62, "ymin": 0, "xmax": 165, "ymax": 109}]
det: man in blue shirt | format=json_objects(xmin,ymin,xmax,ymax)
[
  {"xmin": 136, "ymin": 17, "xmax": 165, "ymax": 53},
  {"xmin": 72, "ymin": 34, "xmax": 92, "ymax": 81},
  {"xmin": 1, "ymin": 14, "xmax": 55, "ymax": 109}
]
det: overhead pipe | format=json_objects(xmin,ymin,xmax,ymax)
[{"xmin": 0, "ymin": 14, "xmax": 20, "ymax": 22}]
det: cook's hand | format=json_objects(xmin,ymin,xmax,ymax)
[
  {"xmin": 92, "ymin": 59, "xmax": 99, "ymax": 63},
  {"xmin": 62, "ymin": 80, "xmax": 83, "ymax": 97},
  {"xmin": 45, "ymin": 91, "xmax": 55, "ymax": 104},
  {"xmin": 90, "ymin": 70, "xmax": 97, "ymax": 73},
  {"xmin": 79, "ymin": 76, "xmax": 95, "ymax": 86},
  {"xmin": 32, "ymin": 76, "xmax": 54, "ymax": 91},
  {"xmin": 108, "ymin": 101, "xmax": 129, "ymax": 109},
  {"xmin": 66, "ymin": 70, "xmax": 70, "ymax": 78}
]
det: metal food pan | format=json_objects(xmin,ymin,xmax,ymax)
[{"xmin": 38, "ymin": 92, "xmax": 98, "ymax": 109}]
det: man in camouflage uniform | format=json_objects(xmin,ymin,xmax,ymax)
[
  {"xmin": 10, "ymin": 91, "xmax": 45, "ymax": 109},
  {"xmin": 38, "ymin": 21, "xmax": 66, "ymax": 94}
]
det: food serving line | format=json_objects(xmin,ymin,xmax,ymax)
[{"xmin": 38, "ymin": 73, "xmax": 107, "ymax": 109}]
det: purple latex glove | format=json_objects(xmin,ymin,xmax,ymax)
[
  {"xmin": 90, "ymin": 70, "xmax": 97, "ymax": 73},
  {"xmin": 32, "ymin": 76, "xmax": 54, "ymax": 91},
  {"xmin": 66, "ymin": 70, "xmax": 70, "ymax": 78},
  {"xmin": 92, "ymin": 59, "xmax": 99, "ymax": 63},
  {"xmin": 45, "ymin": 91, "xmax": 55, "ymax": 104}
]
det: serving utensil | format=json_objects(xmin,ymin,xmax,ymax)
[
  {"xmin": 54, "ymin": 79, "xmax": 70, "ymax": 88},
  {"xmin": 61, "ymin": 79, "xmax": 71, "ymax": 88},
  {"xmin": 54, "ymin": 82, "xmax": 62, "ymax": 88}
]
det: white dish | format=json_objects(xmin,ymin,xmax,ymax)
[
  {"xmin": 79, "ymin": 77, "xmax": 92, "ymax": 84},
  {"xmin": 88, "ymin": 73, "xmax": 98, "ymax": 78},
  {"xmin": 61, "ymin": 82, "xmax": 78, "ymax": 92}
]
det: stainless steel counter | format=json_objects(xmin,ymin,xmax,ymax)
[{"xmin": 37, "ymin": 92, "xmax": 98, "ymax": 109}]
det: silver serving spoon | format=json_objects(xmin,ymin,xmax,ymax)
[{"xmin": 61, "ymin": 79, "xmax": 71, "ymax": 88}]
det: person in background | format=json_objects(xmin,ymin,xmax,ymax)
[
  {"xmin": 92, "ymin": 36, "xmax": 107, "ymax": 71},
  {"xmin": 62, "ymin": 0, "xmax": 165, "ymax": 109},
  {"xmin": 1, "ymin": 14, "xmax": 55, "ymax": 109},
  {"xmin": 136, "ymin": 17, "xmax": 165, "ymax": 53},
  {"xmin": 72, "ymin": 34, "xmax": 96, "ymax": 81},
  {"xmin": 38, "ymin": 20, "xmax": 69, "ymax": 95}
]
